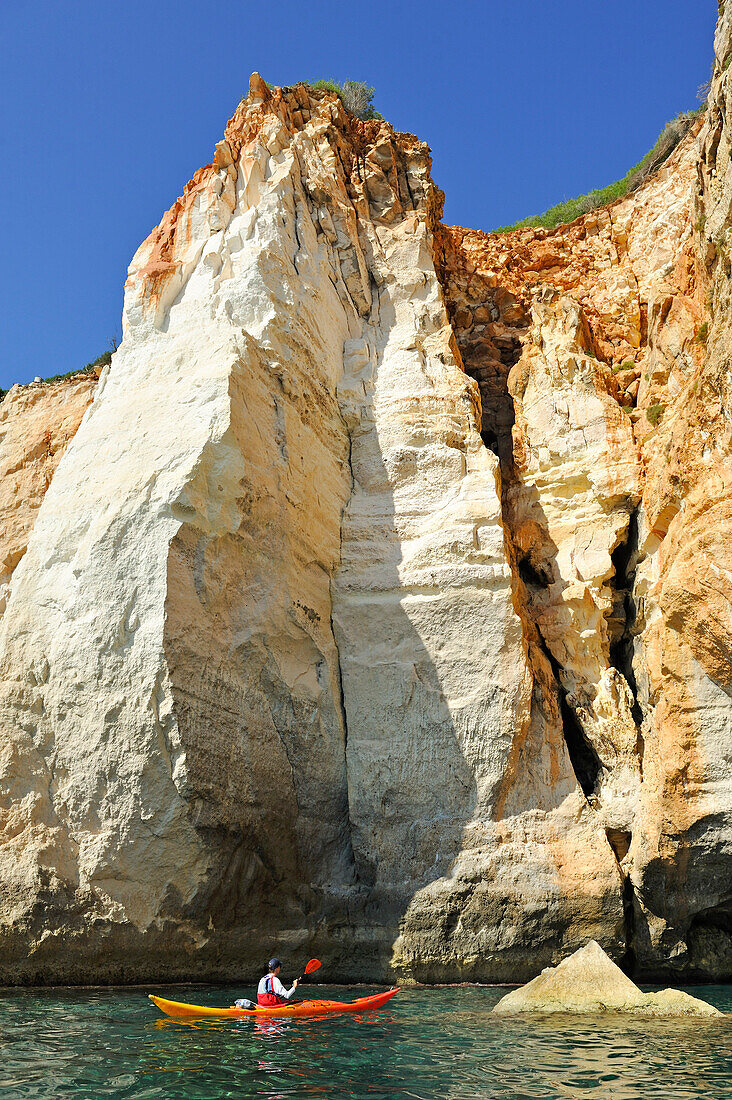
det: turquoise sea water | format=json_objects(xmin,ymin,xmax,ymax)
[{"xmin": 1, "ymin": 983, "xmax": 732, "ymax": 1099}]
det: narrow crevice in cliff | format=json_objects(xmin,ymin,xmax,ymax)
[
  {"xmin": 328, "ymin": 416, "xmax": 366, "ymax": 895},
  {"xmin": 432, "ymin": 240, "xmax": 605, "ymax": 802},
  {"xmin": 606, "ymin": 828, "xmax": 636, "ymax": 975},
  {"xmin": 332, "ymin": 429, "xmax": 355, "ymax": 756},
  {"xmin": 608, "ymin": 507, "xmax": 645, "ymax": 762},
  {"xmin": 475, "ymin": 346, "xmax": 604, "ymax": 800},
  {"xmin": 331, "ymin": 616, "xmax": 350, "ymax": 754},
  {"xmin": 620, "ymin": 876, "xmax": 637, "ymax": 976},
  {"xmin": 536, "ymin": 625, "xmax": 603, "ymax": 797}
]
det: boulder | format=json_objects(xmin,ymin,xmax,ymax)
[{"xmin": 492, "ymin": 941, "xmax": 723, "ymax": 1016}]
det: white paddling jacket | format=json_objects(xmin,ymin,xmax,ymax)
[{"xmin": 257, "ymin": 974, "xmax": 297, "ymax": 1001}]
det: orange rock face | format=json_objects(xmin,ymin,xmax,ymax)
[
  {"xmin": 435, "ymin": 64, "xmax": 732, "ymax": 977},
  {"xmin": 0, "ymin": 374, "xmax": 99, "ymax": 610}
]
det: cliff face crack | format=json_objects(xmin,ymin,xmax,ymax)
[
  {"xmin": 431, "ymin": 234, "xmax": 606, "ymax": 801},
  {"xmin": 292, "ymin": 204, "xmax": 304, "ymax": 273},
  {"xmin": 606, "ymin": 827, "xmax": 636, "ymax": 975},
  {"xmin": 608, "ymin": 505, "xmax": 645, "ymax": 764},
  {"xmin": 536, "ymin": 625, "xmax": 604, "ymax": 798},
  {"xmin": 330, "ymin": 581, "xmax": 350, "ymax": 754},
  {"xmin": 330, "ymin": 419, "xmax": 355, "ymax": 830},
  {"xmin": 620, "ymin": 874, "xmax": 637, "ymax": 976}
]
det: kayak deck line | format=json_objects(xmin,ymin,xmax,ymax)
[{"xmin": 148, "ymin": 987, "xmax": 400, "ymax": 1018}]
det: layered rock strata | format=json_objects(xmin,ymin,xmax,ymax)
[{"xmin": 1, "ymin": 9, "xmax": 732, "ymax": 985}]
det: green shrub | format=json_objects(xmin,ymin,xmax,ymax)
[
  {"xmin": 696, "ymin": 321, "xmax": 710, "ymax": 344},
  {"xmin": 646, "ymin": 403, "xmax": 664, "ymax": 426},
  {"xmin": 308, "ymin": 78, "xmax": 343, "ymax": 97},
  {"xmin": 614, "ymin": 359, "xmax": 635, "ymax": 372},
  {"xmin": 259, "ymin": 79, "xmax": 382, "ymax": 120},
  {"xmin": 493, "ymin": 110, "xmax": 700, "ymax": 233},
  {"xmin": 308, "ymin": 79, "xmax": 382, "ymax": 120}
]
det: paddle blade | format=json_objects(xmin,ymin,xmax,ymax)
[{"xmin": 303, "ymin": 958, "xmax": 321, "ymax": 976}]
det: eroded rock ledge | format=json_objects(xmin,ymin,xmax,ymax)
[{"xmin": 1, "ymin": 10, "xmax": 732, "ymax": 985}]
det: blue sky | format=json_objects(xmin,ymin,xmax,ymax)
[{"xmin": 2, "ymin": 0, "xmax": 716, "ymax": 388}]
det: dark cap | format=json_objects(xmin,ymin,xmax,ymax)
[{"xmin": 268, "ymin": 957, "xmax": 281, "ymax": 971}]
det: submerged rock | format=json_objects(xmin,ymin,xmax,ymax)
[{"xmin": 493, "ymin": 941, "xmax": 723, "ymax": 1016}]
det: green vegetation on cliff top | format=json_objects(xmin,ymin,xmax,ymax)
[
  {"xmin": 42, "ymin": 349, "xmax": 112, "ymax": 385},
  {"xmin": 8, "ymin": 97, "xmax": 703, "ymax": 399},
  {"xmin": 493, "ymin": 110, "xmax": 701, "ymax": 233},
  {"xmin": 307, "ymin": 80, "xmax": 382, "ymax": 120},
  {"xmin": 265, "ymin": 78, "xmax": 382, "ymax": 121},
  {"xmin": 0, "ymin": 349, "xmax": 113, "ymax": 402}
]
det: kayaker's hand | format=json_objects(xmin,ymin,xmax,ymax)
[{"xmin": 293, "ymin": 979, "xmax": 300, "ymax": 988}]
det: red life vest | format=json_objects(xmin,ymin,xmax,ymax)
[{"xmin": 257, "ymin": 975, "xmax": 287, "ymax": 1007}]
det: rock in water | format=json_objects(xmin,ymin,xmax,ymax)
[{"xmin": 493, "ymin": 941, "xmax": 723, "ymax": 1016}]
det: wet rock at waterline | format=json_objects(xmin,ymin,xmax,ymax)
[
  {"xmin": 3, "ymin": 4, "xmax": 732, "ymax": 985},
  {"xmin": 493, "ymin": 941, "xmax": 723, "ymax": 1016}
]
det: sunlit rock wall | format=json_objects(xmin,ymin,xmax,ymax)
[
  {"xmin": 2, "ymin": 3, "xmax": 732, "ymax": 985},
  {"xmin": 438, "ymin": 13, "xmax": 732, "ymax": 977},
  {"xmin": 0, "ymin": 77, "xmax": 563, "ymax": 983}
]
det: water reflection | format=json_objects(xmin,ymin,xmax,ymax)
[
  {"xmin": 254, "ymin": 1017, "xmax": 291, "ymax": 1038},
  {"xmin": 0, "ymin": 984, "xmax": 731, "ymax": 1099}
]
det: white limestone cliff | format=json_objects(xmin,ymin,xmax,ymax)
[
  {"xmin": 3, "ymin": 7, "xmax": 732, "ymax": 985},
  {"xmin": 0, "ymin": 76, "xmax": 562, "ymax": 982}
]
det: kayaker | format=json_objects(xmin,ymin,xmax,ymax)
[{"xmin": 257, "ymin": 957, "xmax": 299, "ymax": 1007}]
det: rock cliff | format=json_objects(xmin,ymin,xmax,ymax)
[
  {"xmin": 2, "ymin": 11, "xmax": 732, "ymax": 984},
  {"xmin": 0, "ymin": 374, "xmax": 99, "ymax": 618}
]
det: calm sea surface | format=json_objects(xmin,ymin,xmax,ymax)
[{"xmin": 1, "ymin": 982, "xmax": 731, "ymax": 1099}]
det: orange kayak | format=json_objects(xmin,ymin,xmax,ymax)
[{"xmin": 149, "ymin": 987, "xmax": 400, "ymax": 1018}]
